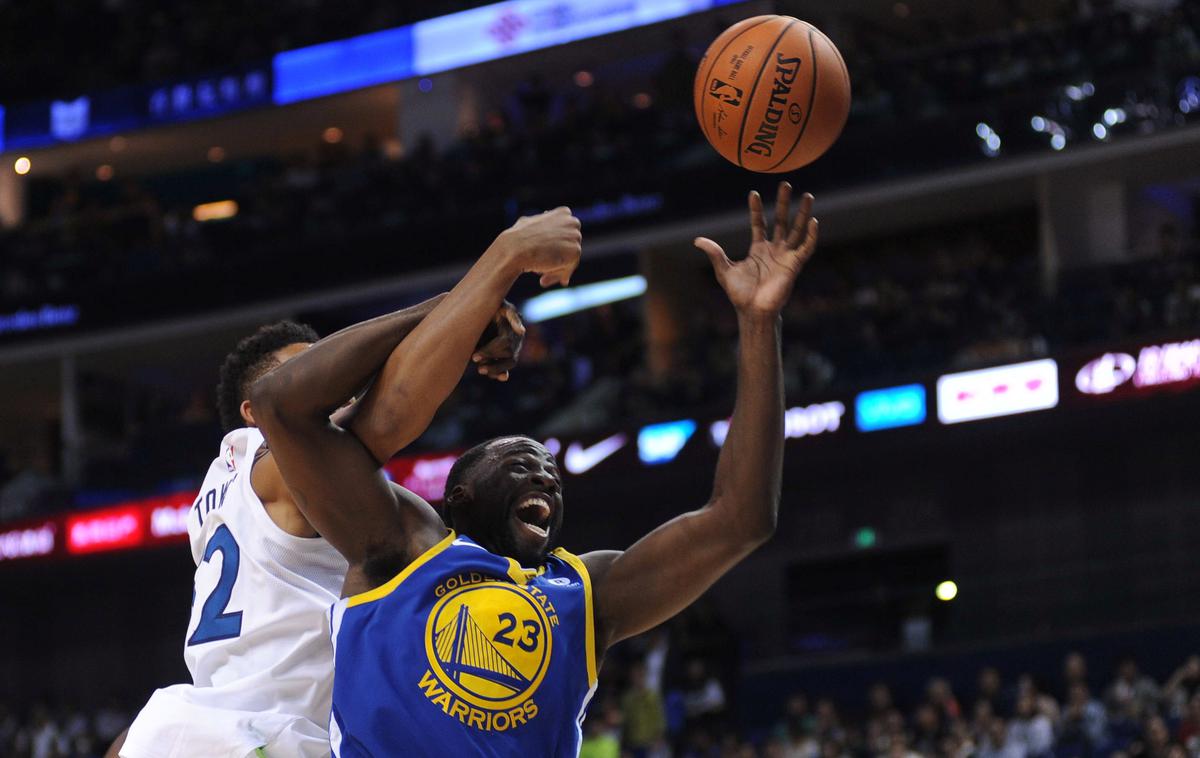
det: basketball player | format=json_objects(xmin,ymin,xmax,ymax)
[
  {"xmin": 110, "ymin": 208, "xmax": 581, "ymax": 758},
  {"xmin": 251, "ymin": 183, "xmax": 816, "ymax": 755}
]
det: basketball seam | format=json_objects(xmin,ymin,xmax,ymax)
[
  {"xmin": 767, "ymin": 27, "xmax": 820, "ymax": 172},
  {"xmin": 696, "ymin": 16, "xmax": 777, "ymax": 150},
  {"xmin": 736, "ymin": 18, "xmax": 799, "ymax": 168}
]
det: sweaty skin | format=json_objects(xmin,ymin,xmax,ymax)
[{"xmin": 252, "ymin": 185, "xmax": 816, "ymax": 652}]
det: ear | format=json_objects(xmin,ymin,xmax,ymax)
[
  {"xmin": 240, "ymin": 399, "xmax": 256, "ymax": 427},
  {"xmin": 444, "ymin": 484, "xmax": 471, "ymax": 506}
]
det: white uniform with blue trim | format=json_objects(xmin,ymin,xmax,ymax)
[{"xmin": 122, "ymin": 427, "xmax": 348, "ymax": 758}]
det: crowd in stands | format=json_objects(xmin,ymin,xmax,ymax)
[
  {"xmin": 0, "ymin": 208, "xmax": 1197, "ymax": 523},
  {"xmin": 575, "ymin": 646, "xmax": 1200, "ymax": 758},
  {"xmin": 4, "ymin": 1, "xmax": 1200, "ymax": 316},
  {"xmin": 7, "ymin": 618, "xmax": 1200, "ymax": 758},
  {"xmin": 2, "ymin": 0, "xmax": 1200, "ymax": 517},
  {"xmin": 0, "ymin": 0, "xmax": 495, "ymax": 103}
]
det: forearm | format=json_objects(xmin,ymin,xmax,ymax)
[
  {"xmin": 253, "ymin": 294, "xmax": 445, "ymax": 421},
  {"xmin": 350, "ymin": 242, "xmax": 524, "ymax": 461},
  {"xmin": 708, "ymin": 310, "xmax": 784, "ymax": 542}
]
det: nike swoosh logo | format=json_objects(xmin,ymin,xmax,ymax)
[{"xmin": 564, "ymin": 434, "xmax": 627, "ymax": 474}]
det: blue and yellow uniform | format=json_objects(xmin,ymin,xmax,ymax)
[{"xmin": 329, "ymin": 531, "xmax": 598, "ymax": 757}]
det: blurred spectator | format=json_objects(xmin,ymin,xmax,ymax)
[
  {"xmin": 1009, "ymin": 691, "xmax": 1056, "ymax": 758},
  {"xmin": 621, "ymin": 660, "xmax": 667, "ymax": 757},
  {"xmin": 1164, "ymin": 655, "xmax": 1200, "ymax": 717},
  {"xmin": 1058, "ymin": 682, "xmax": 1110, "ymax": 753},
  {"xmin": 978, "ymin": 716, "xmax": 1027, "ymax": 758},
  {"xmin": 1107, "ymin": 655, "xmax": 1162, "ymax": 723}
]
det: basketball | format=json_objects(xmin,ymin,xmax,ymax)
[{"xmin": 694, "ymin": 15, "xmax": 851, "ymax": 173}]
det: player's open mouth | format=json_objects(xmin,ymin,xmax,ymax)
[{"xmin": 514, "ymin": 493, "xmax": 552, "ymax": 540}]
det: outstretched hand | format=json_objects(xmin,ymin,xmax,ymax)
[
  {"xmin": 694, "ymin": 182, "xmax": 818, "ymax": 315},
  {"xmin": 471, "ymin": 301, "xmax": 526, "ymax": 382}
]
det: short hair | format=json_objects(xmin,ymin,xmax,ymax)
[
  {"xmin": 442, "ymin": 439, "xmax": 498, "ymax": 520},
  {"xmin": 216, "ymin": 320, "xmax": 319, "ymax": 432}
]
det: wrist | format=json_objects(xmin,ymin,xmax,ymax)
[
  {"xmin": 485, "ymin": 231, "xmax": 527, "ymax": 281},
  {"xmin": 735, "ymin": 308, "xmax": 781, "ymax": 331}
]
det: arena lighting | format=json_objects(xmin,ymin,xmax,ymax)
[
  {"xmin": 13, "ymin": 156, "xmax": 30, "ymax": 175},
  {"xmin": 855, "ymin": 384, "xmax": 926, "ymax": 431},
  {"xmin": 192, "ymin": 199, "xmax": 238, "ymax": 222},
  {"xmin": 520, "ymin": 275, "xmax": 646, "ymax": 324},
  {"xmin": 1065, "ymin": 82, "xmax": 1095, "ymax": 101},
  {"xmin": 710, "ymin": 401, "xmax": 845, "ymax": 446},
  {"xmin": 637, "ymin": 420, "xmax": 696, "ymax": 465},
  {"xmin": 1075, "ymin": 338, "xmax": 1200, "ymax": 395},
  {"xmin": 1178, "ymin": 76, "xmax": 1200, "ymax": 113},
  {"xmin": 0, "ymin": 522, "xmax": 55, "ymax": 562},
  {"xmin": 1050, "ymin": 133, "xmax": 1067, "ymax": 151},
  {"xmin": 274, "ymin": 0, "xmax": 724, "ymax": 104},
  {"xmin": 853, "ymin": 527, "xmax": 877, "ymax": 549},
  {"xmin": 564, "ymin": 433, "xmax": 627, "ymax": 474},
  {"xmin": 0, "ymin": 304, "xmax": 79, "ymax": 335},
  {"xmin": 1103, "ymin": 108, "xmax": 1127, "ymax": 126},
  {"xmin": 1092, "ymin": 123, "xmax": 1108, "ymax": 140},
  {"xmin": 384, "ymin": 453, "xmax": 460, "ymax": 502},
  {"xmin": 1030, "ymin": 116, "xmax": 1046, "ymax": 132},
  {"xmin": 935, "ymin": 580, "xmax": 958, "ymax": 602},
  {"xmin": 936, "ymin": 358, "xmax": 1059, "ymax": 424},
  {"xmin": 66, "ymin": 505, "xmax": 144, "ymax": 554}
]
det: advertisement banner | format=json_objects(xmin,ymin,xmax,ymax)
[
  {"xmin": 936, "ymin": 359, "xmax": 1059, "ymax": 424},
  {"xmin": 1074, "ymin": 338, "xmax": 1200, "ymax": 398}
]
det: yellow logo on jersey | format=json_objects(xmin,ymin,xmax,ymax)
[{"xmin": 418, "ymin": 581, "xmax": 556, "ymax": 731}]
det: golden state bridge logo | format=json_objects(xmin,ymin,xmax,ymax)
[{"xmin": 419, "ymin": 579, "xmax": 557, "ymax": 732}]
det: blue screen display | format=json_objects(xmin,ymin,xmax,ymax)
[
  {"xmin": 855, "ymin": 384, "xmax": 927, "ymax": 432},
  {"xmin": 273, "ymin": 25, "xmax": 415, "ymax": 105}
]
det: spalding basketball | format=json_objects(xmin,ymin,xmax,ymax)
[{"xmin": 694, "ymin": 15, "xmax": 851, "ymax": 173}]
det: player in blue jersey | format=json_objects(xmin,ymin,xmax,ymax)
[{"xmin": 251, "ymin": 185, "xmax": 817, "ymax": 756}]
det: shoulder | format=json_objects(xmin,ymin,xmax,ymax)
[
  {"xmin": 341, "ymin": 484, "xmax": 448, "ymax": 596},
  {"xmin": 577, "ymin": 549, "xmax": 622, "ymax": 584}
]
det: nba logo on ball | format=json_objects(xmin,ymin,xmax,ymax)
[{"xmin": 694, "ymin": 16, "xmax": 851, "ymax": 173}]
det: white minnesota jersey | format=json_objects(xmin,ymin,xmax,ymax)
[{"xmin": 123, "ymin": 427, "xmax": 348, "ymax": 758}]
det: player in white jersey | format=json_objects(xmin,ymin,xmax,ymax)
[{"xmin": 111, "ymin": 253, "xmax": 536, "ymax": 755}]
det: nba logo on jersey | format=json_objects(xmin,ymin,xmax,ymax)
[{"xmin": 224, "ymin": 445, "xmax": 237, "ymax": 472}]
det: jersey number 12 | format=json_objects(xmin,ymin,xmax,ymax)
[{"xmin": 187, "ymin": 525, "xmax": 243, "ymax": 646}]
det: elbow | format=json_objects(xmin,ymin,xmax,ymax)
[
  {"xmin": 352, "ymin": 392, "xmax": 427, "ymax": 463},
  {"xmin": 746, "ymin": 509, "xmax": 778, "ymax": 547},
  {"xmin": 709, "ymin": 495, "xmax": 777, "ymax": 550}
]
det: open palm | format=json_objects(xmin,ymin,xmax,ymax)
[{"xmin": 695, "ymin": 183, "xmax": 819, "ymax": 315}]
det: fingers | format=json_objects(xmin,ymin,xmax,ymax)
[
  {"xmin": 694, "ymin": 237, "xmax": 732, "ymax": 273},
  {"xmin": 539, "ymin": 269, "xmax": 572, "ymax": 288},
  {"xmin": 503, "ymin": 306, "xmax": 527, "ymax": 337},
  {"xmin": 786, "ymin": 192, "xmax": 815, "ymax": 249},
  {"xmin": 773, "ymin": 181, "xmax": 792, "ymax": 242},
  {"xmin": 794, "ymin": 218, "xmax": 819, "ymax": 266},
  {"xmin": 748, "ymin": 191, "xmax": 766, "ymax": 243},
  {"xmin": 479, "ymin": 366, "xmax": 510, "ymax": 382}
]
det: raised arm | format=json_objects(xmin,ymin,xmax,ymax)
[
  {"xmin": 251, "ymin": 209, "xmax": 581, "ymax": 589},
  {"xmin": 349, "ymin": 209, "xmax": 581, "ymax": 463},
  {"xmin": 583, "ymin": 183, "xmax": 817, "ymax": 648}
]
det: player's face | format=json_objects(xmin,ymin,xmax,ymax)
[{"xmin": 463, "ymin": 438, "xmax": 563, "ymax": 566}]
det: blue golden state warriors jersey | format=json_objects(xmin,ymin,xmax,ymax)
[{"xmin": 329, "ymin": 531, "xmax": 599, "ymax": 757}]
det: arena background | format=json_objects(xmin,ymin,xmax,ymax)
[{"xmin": 1, "ymin": 0, "xmax": 1199, "ymax": 756}]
